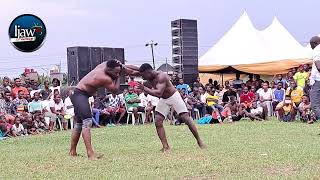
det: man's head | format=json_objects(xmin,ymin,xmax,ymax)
[
  {"xmin": 255, "ymin": 75, "xmax": 261, "ymax": 81},
  {"xmin": 277, "ymin": 82, "xmax": 283, "ymax": 90},
  {"xmin": 229, "ymin": 96, "xmax": 237, "ymax": 104},
  {"xmin": 123, "ymin": 89, "xmax": 128, "ymax": 95},
  {"xmin": 139, "ymin": 63, "xmax": 154, "ymax": 80},
  {"xmin": 198, "ymin": 87, "xmax": 204, "ymax": 94},
  {"xmin": 25, "ymin": 77, "xmax": 30, "ymax": 83},
  {"xmin": 15, "ymin": 116, "xmax": 21, "ymax": 125},
  {"xmin": 3, "ymin": 77, "xmax": 10, "ymax": 86},
  {"xmin": 105, "ymin": 59, "xmax": 123, "ymax": 80},
  {"xmin": 196, "ymin": 77, "xmax": 200, "ymax": 82},
  {"xmin": 287, "ymin": 71, "xmax": 293, "ymax": 78},
  {"xmin": 277, "ymin": 74, "xmax": 283, "ymax": 80},
  {"xmin": 251, "ymin": 86, "xmax": 256, "ymax": 92},
  {"xmin": 310, "ymin": 36, "xmax": 320, "ymax": 49},
  {"xmin": 128, "ymin": 86, "xmax": 134, "ymax": 94},
  {"xmin": 252, "ymin": 101, "xmax": 257, "ymax": 108},
  {"xmin": 208, "ymin": 79, "xmax": 213, "ymax": 84},
  {"xmin": 4, "ymin": 90, "xmax": 11, "ymax": 101},
  {"xmin": 290, "ymin": 81, "xmax": 297, "ymax": 89},
  {"xmin": 298, "ymin": 65, "xmax": 304, "ymax": 73},
  {"xmin": 33, "ymin": 92, "xmax": 40, "ymax": 101},
  {"xmin": 178, "ymin": 78, "xmax": 184, "ymax": 85},
  {"xmin": 54, "ymin": 94, "xmax": 61, "ymax": 103},
  {"xmin": 213, "ymin": 80, "xmax": 218, "ymax": 86},
  {"xmin": 44, "ymin": 81, "xmax": 49, "ymax": 88},
  {"xmin": 206, "ymin": 86, "xmax": 211, "ymax": 92},
  {"xmin": 18, "ymin": 90, "xmax": 24, "ymax": 99},
  {"xmin": 130, "ymin": 76, "xmax": 135, "ymax": 82},
  {"xmin": 284, "ymin": 95, "xmax": 292, "ymax": 105},
  {"xmin": 134, "ymin": 85, "xmax": 142, "ymax": 94},
  {"xmin": 248, "ymin": 74, "xmax": 253, "ymax": 80},
  {"xmin": 303, "ymin": 64, "xmax": 310, "ymax": 72},
  {"xmin": 14, "ymin": 78, "xmax": 22, "ymax": 87}
]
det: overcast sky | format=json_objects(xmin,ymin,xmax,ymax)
[{"xmin": 0, "ymin": 0, "xmax": 319, "ymax": 77}]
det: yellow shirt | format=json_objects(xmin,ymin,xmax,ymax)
[
  {"xmin": 276, "ymin": 102, "xmax": 296, "ymax": 115},
  {"xmin": 206, "ymin": 95, "xmax": 218, "ymax": 106},
  {"xmin": 286, "ymin": 87, "xmax": 303, "ymax": 104},
  {"xmin": 293, "ymin": 72, "xmax": 308, "ymax": 87}
]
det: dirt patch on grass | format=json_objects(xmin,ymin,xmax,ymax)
[{"xmin": 264, "ymin": 164, "xmax": 299, "ymax": 177}]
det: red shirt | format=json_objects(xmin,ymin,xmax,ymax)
[
  {"xmin": 12, "ymin": 86, "xmax": 29, "ymax": 98},
  {"xmin": 240, "ymin": 92, "xmax": 255, "ymax": 104},
  {"xmin": 128, "ymin": 81, "xmax": 138, "ymax": 87}
]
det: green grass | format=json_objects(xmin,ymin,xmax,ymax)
[{"xmin": 1, "ymin": 119, "xmax": 320, "ymax": 179}]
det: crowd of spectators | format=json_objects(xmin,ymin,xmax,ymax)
[{"xmin": 0, "ymin": 63, "xmax": 316, "ymax": 140}]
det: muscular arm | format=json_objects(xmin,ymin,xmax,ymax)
[
  {"xmin": 105, "ymin": 77, "xmax": 120, "ymax": 94},
  {"xmin": 142, "ymin": 75, "xmax": 166, "ymax": 98},
  {"xmin": 315, "ymin": 60, "xmax": 320, "ymax": 72},
  {"xmin": 123, "ymin": 65, "xmax": 140, "ymax": 76}
]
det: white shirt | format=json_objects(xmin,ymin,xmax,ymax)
[
  {"xmin": 310, "ymin": 45, "xmax": 320, "ymax": 85},
  {"xmin": 12, "ymin": 124, "xmax": 24, "ymax": 133},
  {"xmin": 64, "ymin": 97, "xmax": 74, "ymax": 116},
  {"xmin": 41, "ymin": 100, "xmax": 51, "ymax": 112},
  {"xmin": 250, "ymin": 107, "xmax": 263, "ymax": 115},
  {"xmin": 49, "ymin": 99, "xmax": 64, "ymax": 112},
  {"xmin": 138, "ymin": 93, "xmax": 148, "ymax": 107},
  {"xmin": 257, "ymin": 88, "xmax": 272, "ymax": 101},
  {"xmin": 147, "ymin": 94, "xmax": 159, "ymax": 106}
]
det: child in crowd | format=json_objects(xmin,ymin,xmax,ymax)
[
  {"xmin": 34, "ymin": 115, "xmax": 49, "ymax": 133},
  {"xmin": 12, "ymin": 116, "xmax": 27, "ymax": 136},
  {"xmin": 299, "ymin": 95, "xmax": 316, "ymax": 124},
  {"xmin": 25, "ymin": 115, "xmax": 39, "ymax": 135}
]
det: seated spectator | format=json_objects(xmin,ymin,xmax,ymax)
[
  {"xmin": 64, "ymin": 89, "xmax": 75, "ymax": 127},
  {"xmin": 189, "ymin": 87, "xmax": 206, "ymax": 118},
  {"xmin": 193, "ymin": 77, "xmax": 205, "ymax": 89},
  {"xmin": 293, "ymin": 65, "xmax": 309, "ymax": 88},
  {"xmin": 286, "ymin": 81, "xmax": 303, "ymax": 107},
  {"xmin": 246, "ymin": 101, "xmax": 266, "ymax": 121},
  {"xmin": 254, "ymin": 75, "xmax": 264, "ymax": 89},
  {"xmin": 24, "ymin": 115, "xmax": 38, "ymax": 135},
  {"xmin": 240, "ymin": 86, "xmax": 255, "ymax": 110},
  {"xmin": 0, "ymin": 77, "xmax": 11, "ymax": 95},
  {"xmin": 272, "ymin": 82, "xmax": 286, "ymax": 111},
  {"xmin": 205, "ymin": 78, "xmax": 213, "ymax": 89},
  {"xmin": 221, "ymin": 96, "xmax": 242, "ymax": 123},
  {"xmin": 299, "ymin": 95, "xmax": 316, "ymax": 124},
  {"xmin": 257, "ymin": 82, "xmax": 273, "ymax": 117},
  {"xmin": 125, "ymin": 86, "xmax": 141, "ymax": 123},
  {"xmin": 303, "ymin": 79, "xmax": 311, "ymax": 97},
  {"xmin": 49, "ymin": 94, "xmax": 67, "ymax": 131},
  {"xmin": 275, "ymin": 95, "xmax": 297, "ymax": 122},
  {"xmin": 146, "ymin": 94, "xmax": 159, "ymax": 123},
  {"xmin": 89, "ymin": 94, "xmax": 103, "ymax": 127},
  {"xmin": 40, "ymin": 81, "xmax": 52, "ymax": 100},
  {"xmin": 12, "ymin": 90, "xmax": 28, "ymax": 114},
  {"xmin": 216, "ymin": 86, "xmax": 225, "ymax": 105},
  {"xmin": 222, "ymin": 85, "xmax": 237, "ymax": 105},
  {"xmin": 246, "ymin": 75, "xmax": 254, "ymax": 89},
  {"xmin": 12, "ymin": 116, "xmax": 27, "ymax": 136},
  {"xmin": 34, "ymin": 114, "xmax": 49, "ymax": 133},
  {"xmin": 107, "ymin": 93, "xmax": 126, "ymax": 125},
  {"xmin": 136, "ymin": 86, "xmax": 147, "ymax": 112},
  {"xmin": 50, "ymin": 78, "xmax": 61, "ymax": 97},
  {"xmin": 270, "ymin": 81, "xmax": 276, "ymax": 90},
  {"xmin": 206, "ymin": 89, "xmax": 223, "ymax": 122},
  {"xmin": 128, "ymin": 76, "xmax": 138, "ymax": 88},
  {"xmin": 176, "ymin": 78, "xmax": 191, "ymax": 95},
  {"xmin": 0, "ymin": 90, "xmax": 15, "ymax": 117},
  {"xmin": 12, "ymin": 78, "xmax": 29, "ymax": 99}
]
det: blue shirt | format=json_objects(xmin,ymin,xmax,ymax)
[
  {"xmin": 275, "ymin": 79, "xmax": 287, "ymax": 86},
  {"xmin": 28, "ymin": 100, "xmax": 44, "ymax": 113},
  {"xmin": 273, "ymin": 89, "xmax": 285, "ymax": 102},
  {"xmin": 176, "ymin": 84, "xmax": 191, "ymax": 95}
]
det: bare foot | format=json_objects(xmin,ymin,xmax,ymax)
[
  {"xmin": 69, "ymin": 150, "xmax": 78, "ymax": 157},
  {"xmin": 160, "ymin": 147, "xmax": 170, "ymax": 153},
  {"xmin": 198, "ymin": 141, "xmax": 207, "ymax": 149},
  {"xmin": 88, "ymin": 153, "xmax": 104, "ymax": 160}
]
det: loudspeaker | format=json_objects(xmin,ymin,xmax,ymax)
[
  {"xmin": 171, "ymin": 19, "xmax": 198, "ymax": 85},
  {"xmin": 67, "ymin": 47, "xmax": 125, "ymax": 93}
]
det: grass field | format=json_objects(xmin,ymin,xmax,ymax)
[{"xmin": 1, "ymin": 119, "xmax": 320, "ymax": 179}]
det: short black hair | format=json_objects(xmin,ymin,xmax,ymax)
[
  {"xmin": 285, "ymin": 95, "xmax": 291, "ymax": 98},
  {"xmin": 106, "ymin": 59, "xmax": 121, "ymax": 69},
  {"xmin": 139, "ymin": 63, "xmax": 153, "ymax": 72}
]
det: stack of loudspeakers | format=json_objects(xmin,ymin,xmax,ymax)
[
  {"xmin": 67, "ymin": 47, "xmax": 125, "ymax": 95},
  {"xmin": 171, "ymin": 19, "xmax": 199, "ymax": 85}
]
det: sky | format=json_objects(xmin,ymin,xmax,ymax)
[{"xmin": 0, "ymin": 0, "xmax": 320, "ymax": 77}]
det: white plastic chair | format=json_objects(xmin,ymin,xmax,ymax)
[
  {"xmin": 125, "ymin": 103, "xmax": 144, "ymax": 125},
  {"xmin": 194, "ymin": 108, "xmax": 200, "ymax": 120}
]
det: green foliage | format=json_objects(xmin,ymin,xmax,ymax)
[{"xmin": 1, "ymin": 119, "xmax": 320, "ymax": 179}]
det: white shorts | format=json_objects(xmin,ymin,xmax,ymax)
[{"xmin": 155, "ymin": 91, "xmax": 188, "ymax": 117}]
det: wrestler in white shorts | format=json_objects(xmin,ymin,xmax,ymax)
[{"xmin": 155, "ymin": 91, "xmax": 188, "ymax": 117}]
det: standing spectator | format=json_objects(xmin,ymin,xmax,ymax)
[
  {"xmin": 176, "ymin": 78, "xmax": 191, "ymax": 95},
  {"xmin": 293, "ymin": 65, "xmax": 309, "ymax": 88},
  {"xmin": 275, "ymin": 74, "xmax": 287, "ymax": 86},
  {"xmin": 12, "ymin": 78, "xmax": 29, "ymax": 99},
  {"xmin": 49, "ymin": 94, "xmax": 67, "ymax": 131},
  {"xmin": 286, "ymin": 71, "xmax": 294, "ymax": 88},
  {"xmin": 222, "ymin": 86, "xmax": 237, "ymax": 104},
  {"xmin": 12, "ymin": 90, "xmax": 28, "ymax": 114},
  {"xmin": 254, "ymin": 75, "xmax": 264, "ymax": 89},
  {"xmin": 233, "ymin": 73, "xmax": 243, "ymax": 89},
  {"xmin": 193, "ymin": 77, "xmax": 204, "ymax": 89},
  {"xmin": 40, "ymin": 81, "xmax": 52, "ymax": 100},
  {"xmin": 213, "ymin": 80, "xmax": 220, "ymax": 90},
  {"xmin": 246, "ymin": 74, "xmax": 254, "ymax": 88},
  {"xmin": 0, "ymin": 77, "xmax": 11, "ymax": 94},
  {"xmin": 128, "ymin": 76, "xmax": 138, "ymax": 87},
  {"xmin": 125, "ymin": 87, "xmax": 141, "ymax": 123},
  {"xmin": 205, "ymin": 79, "xmax": 213, "ymax": 89},
  {"xmin": 257, "ymin": 82, "xmax": 273, "ymax": 117},
  {"xmin": 272, "ymin": 82, "xmax": 286, "ymax": 111},
  {"xmin": 309, "ymin": 36, "xmax": 320, "ymax": 120},
  {"xmin": 286, "ymin": 81, "xmax": 303, "ymax": 107},
  {"xmin": 107, "ymin": 93, "xmax": 126, "ymax": 125},
  {"xmin": 240, "ymin": 86, "xmax": 255, "ymax": 110},
  {"xmin": 275, "ymin": 95, "xmax": 296, "ymax": 122}
]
